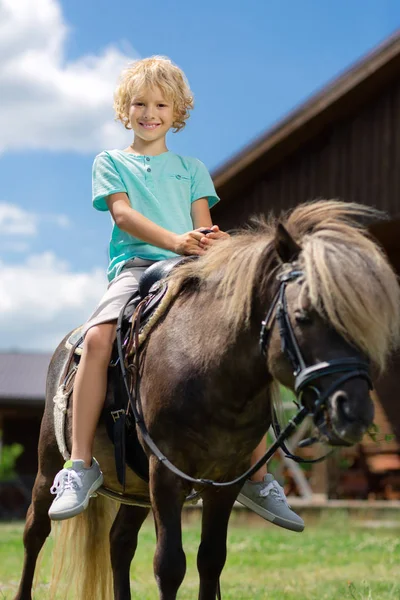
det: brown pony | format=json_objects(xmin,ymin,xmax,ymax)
[{"xmin": 15, "ymin": 200, "xmax": 400, "ymax": 600}]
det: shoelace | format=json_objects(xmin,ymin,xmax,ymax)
[
  {"xmin": 259, "ymin": 480, "xmax": 289, "ymax": 506},
  {"xmin": 50, "ymin": 468, "xmax": 83, "ymax": 497}
]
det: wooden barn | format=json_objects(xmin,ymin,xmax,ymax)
[
  {"xmin": 212, "ymin": 30, "xmax": 400, "ymax": 499},
  {"xmin": 0, "ymin": 353, "xmax": 51, "ymax": 518}
]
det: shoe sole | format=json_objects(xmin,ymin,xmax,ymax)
[
  {"xmin": 236, "ymin": 492, "xmax": 304, "ymax": 532},
  {"xmin": 48, "ymin": 474, "xmax": 104, "ymax": 521}
]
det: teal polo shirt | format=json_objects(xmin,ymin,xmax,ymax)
[{"xmin": 92, "ymin": 149, "xmax": 220, "ymax": 281}]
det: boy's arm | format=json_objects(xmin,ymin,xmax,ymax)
[
  {"xmin": 191, "ymin": 198, "xmax": 213, "ymax": 229},
  {"xmin": 191, "ymin": 198, "xmax": 230, "ymax": 241},
  {"xmin": 106, "ymin": 192, "xmax": 206, "ymax": 255}
]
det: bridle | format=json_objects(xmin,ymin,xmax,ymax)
[
  {"xmin": 259, "ymin": 268, "xmax": 372, "ymax": 458},
  {"xmin": 261, "ymin": 268, "xmax": 372, "ymax": 438},
  {"xmin": 116, "ymin": 267, "xmax": 372, "ymax": 489}
]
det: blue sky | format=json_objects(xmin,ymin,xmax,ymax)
[{"xmin": 1, "ymin": 0, "xmax": 399, "ymax": 350}]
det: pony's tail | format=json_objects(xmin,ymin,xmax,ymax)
[{"xmin": 48, "ymin": 495, "xmax": 118, "ymax": 600}]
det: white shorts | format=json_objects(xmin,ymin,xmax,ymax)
[{"xmin": 82, "ymin": 258, "xmax": 156, "ymax": 337}]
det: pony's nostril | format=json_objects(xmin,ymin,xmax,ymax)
[
  {"xmin": 332, "ymin": 390, "xmax": 354, "ymax": 420},
  {"xmin": 330, "ymin": 388, "xmax": 372, "ymax": 444},
  {"xmin": 333, "ymin": 390, "xmax": 348, "ymax": 403}
]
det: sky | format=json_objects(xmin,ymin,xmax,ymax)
[{"xmin": 1, "ymin": 0, "xmax": 399, "ymax": 352}]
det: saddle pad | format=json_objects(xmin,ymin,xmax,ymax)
[
  {"xmin": 128, "ymin": 279, "xmax": 181, "ymax": 355},
  {"xmin": 65, "ymin": 326, "xmax": 84, "ymax": 354}
]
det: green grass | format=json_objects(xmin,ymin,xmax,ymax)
[{"xmin": 1, "ymin": 510, "xmax": 399, "ymax": 599}]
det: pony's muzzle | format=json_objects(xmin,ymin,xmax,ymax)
[{"xmin": 328, "ymin": 388, "xmax": 374, "ymax": 445}]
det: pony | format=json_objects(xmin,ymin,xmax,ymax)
[{"xmin": 15, "ymin": 200, "xmax": 400, "ymax": 600}]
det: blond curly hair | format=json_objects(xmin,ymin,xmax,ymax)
[{"xmin": 113, "ymin": 56, "xmax": 194, "ymax": 133}]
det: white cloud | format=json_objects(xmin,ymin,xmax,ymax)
[
  {"xmin": 0, "ymin": 0, "xmax": 138, "ymax": 153},
  {"xmin": 0, "ymin": 252, "xmax": 107, "ymax": 351},
  {"xmin": 48, "ymin": 214, "xmax": 70, "ymax": 229},
  {"xmin": 0, "ymin": 202, "xmax": 71, "ymax": 236},
  {"xmin": 0, "ymin": 240, "xmax": 30, "ymax": 254},
  {"xmin": 0, "ymin": 203, "xmax": 36, "ymax": 235}
]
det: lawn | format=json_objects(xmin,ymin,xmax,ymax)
[{"xmin": 0, "ymin": 510, "xmax": 399, "ymax": 599}]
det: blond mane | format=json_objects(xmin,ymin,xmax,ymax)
[{"xmin": 170, "ymin": 200, "xmax": 400, "ymax": 370}]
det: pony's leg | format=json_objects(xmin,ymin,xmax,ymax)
[
  {"xmin": 197, "ymin": 486, "xmax": 240, "ymax": 600},
  {"xmin": 110, "ymin": 504, "xmax": 150, "ymax": 600},
  {"xmin": 14, "ymin": 468, "xmax": 57, "ymax": 600},
  {"xmin": 150, "ymin": 457, "xmax": 187, "ymax": 600}
]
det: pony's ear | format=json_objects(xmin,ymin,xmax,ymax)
[{"xmin": 274, "ymin": 223, "xmax": 301, "ymax": 263}]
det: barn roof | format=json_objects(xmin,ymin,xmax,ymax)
[
  {"xmin": 212, "ymin": 29, "xmax": 400, "ymax": 201},
  {"xmin": 0, "ymin": 352, "xmax": 52, "ymax": 404}
]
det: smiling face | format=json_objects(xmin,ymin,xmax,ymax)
[{"xmin": 129, "ymin": 86, "xmax": 175, "ymax": 144}]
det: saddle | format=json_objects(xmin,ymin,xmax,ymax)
[
  {"xmin": 59, "ymin": 256, "xmax": 189, "ymax": 488},
  {"xmin": 65, "ymin": 256, "xmax": 184, "ymax": 357}
]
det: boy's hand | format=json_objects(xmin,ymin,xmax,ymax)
[
  {"xmin": 203, "ymin": 225, "xmax": 230, "ymax": 241},
  {"xmin": 173, "ymin": 226, "xmax": 229, "ymax": 255},
  {"xmin": 173, "ymin": 230, "xmax": 211, "ymax": 256}
]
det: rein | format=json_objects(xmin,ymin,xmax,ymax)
[
  {"xmin": 116, "ymin": 266, "xmax": 372, "ymax": 490},
  {"xmin": 116, "ymin": 291, "xmax": 309, "ymax": 489}
]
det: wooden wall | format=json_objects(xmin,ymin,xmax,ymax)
[
  {"xmin": 213, "ymin": 77, "xmax": 400, "ymax": 228},
  {"xmin": 1, "ymin": 405, "xmax": 43, "ymax": 475}
]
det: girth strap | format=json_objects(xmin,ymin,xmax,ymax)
[{"xmin": 113, "ymin": 291, "xmax": 145, "ymax": 488}]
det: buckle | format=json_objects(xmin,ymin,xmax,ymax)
[
  {"xmin": 277, "ymin": 269, "xmax": 303, "ymax": 282},
  {"xmin": 111, "ymin": 409, "xmax": 125, "ymax": 423}
]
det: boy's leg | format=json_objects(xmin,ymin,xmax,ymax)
[
  {"xmin": 71, "ymin": 322, "xmax": 117, "ymax": 466},
  {"xmin": 249, "ymin": 440, "xmax": 267, "ymax": 483},
  {"xmin": 48, "ymin": 322, "xmax": 116, "ymax": 521},
  {"xmin": 48, "ymin": 262, "xmax": 152, "ymax": 521},
  {"xmin": 237, "ymin": 437, "xmax": 305, "ymax": 532}
]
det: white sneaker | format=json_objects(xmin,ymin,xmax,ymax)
[
  {"xmin": 237, "ymin": 474, "xmax": 304, "ymax": 532},
  {"xmin": 48, "ymin": 458, "xmax": 103, "ymax": 521}
]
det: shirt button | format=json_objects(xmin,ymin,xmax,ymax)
[
  {"xmin": 146, "ymin": 157, "xmax": 150, "ymax": 162},
  {"xmin": 176, "ymin": 174, "xmax": 181, "ymax": 179},
  {"xmin": 147, "ymin": 167, "xmax": 151, "ymax": 172}
]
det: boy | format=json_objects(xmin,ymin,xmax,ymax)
[{"xmin": 48, "ymin": 56, "xmax": 303, "ymax": 532}]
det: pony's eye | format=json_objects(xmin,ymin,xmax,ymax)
[{"xmin": 295, "ymin": 310, "xmax": 312, "ymax": 324}]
